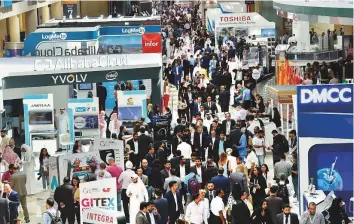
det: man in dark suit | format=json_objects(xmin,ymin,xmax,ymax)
[
  {"xmin": 0, "ymin": 185, "xmax": 10, "ymax": 224},
  {"xmin": 203, "ymin": 96, "xmax": 218, "ymax": 115},
  {"xmin": 269, "ymin": 130, "xmax": 288, "ymax": 165},
  {"xmin": 2, "ymin": 183, "xmax": 18, "ymax": 224},
  {"xmin": 10, "ymin": 166, "xmax": 30, "ymax": 223},
  {"xmin": 203, "ymin": 159, "xmax": 218, "ymax": 183},
  {"xmin": 171, "ymin": 131, "xmax": 183, "ymax": 157},
  {"xmin": 154, "ymin": 189, "xmax": 168, "ymax": 224},
  {"xmin": 173, "ymin": 118, "xmax": 186, "ymax": 135},
  {"xmin": 189, "ymin": 157, "xmax": 205, "ymax": 186},
  {"xmin": 193, "ymin": 97, "xmax": 203, "ymax": 117},
  {"xmin": 207, "ymin": 129, "xmax": 220, "ymax": 161},
  {"xmin": 184, "ymin": 87, "xmax": 195, "ymax": 121},
  {"xmin": 229, "ymin": 170, "xmax": 249, "ymax": 196},
  {"xmin": 266, "ymin": 186, "xmax": 285, "ymax": 224},
  {"xmin": 165, "ymin": 181, "xmax": 183, "ymax": 224},
  {"xmin": 138, "ymin": 126, "xmax": 153, "ymax": 162},
  {"xmin": 128, "ymin": 133, "xmax": 140, "ymax": 168},
  {"xmin": 160, "ymin": 161, "xmax": 171, "ymax": 184},
  {"xmin": 136, "ymin": 202, "xmax": 150, "ymax": 224},
  {"xmin": 156, "ymin": 142, "xmax": 167, "ymax": 166},
  {"xmin": 219, "ymin": 86, "xmax": 230, "ymax": 112},
  {"xmin": 275, "ymin": 204, "xmax": 299, "ymax": 224},
  {"xmin": 204, "ymin": 181, "xmax": 216, "ymax": 204},
  {"xmin": 97, "ymin": 82, "xmax": 107, "ymax": 111},
  {"xmin": 170, "ymin": 151, "xmax": 181, "ymax": 169},
  {"xmin": 221, "ymin": 113, "xmax": 236, "ymax": 137},
  {"xmin": 54, "ymin": 177, "xmax": 75, "ymax": 224},
  {"xmin": 228, "ymin": 126, "xmax": 242, "ymax": 149},
  {"xmin": 194, "ymin": 126, "xmax": 208, "ymax": 159}
]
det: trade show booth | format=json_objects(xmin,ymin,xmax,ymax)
[
  {"xmin": 268, "ymin": 85, "xmax": 296, "ymax": 136},
  {"xmin": 297, "ymin": 84, "xmax": 353, "ymax": 217}
]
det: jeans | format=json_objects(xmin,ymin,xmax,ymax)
[
  {"xmin": 117, "ymin": 190, "xmax": 122, "ymax": 211},
  {"xmin": 40, "ymin": 167, "xmax": 49, "ymax": 190},
  {"xmin": 257, "ymin": 155, "xmax": 264, "ymax": 166},
  {"xmin": 293, "ymin": 176, "xmax": 299, "ymax": 198}
]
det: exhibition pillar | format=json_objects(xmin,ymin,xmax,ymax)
[
  {"xmin": 51, "ymin": 1, "xmax": 63, "ymax": 18},
  {"xmin": 41, "ymin": 5, "xmax": 51, "ymax": 24},
  {"xmin": 25, "ymin": 10, "xmax": 38, "ymax": 35},
  {"xmin": 151, "ymin": 78, "xmax": 162, "ymax": 107},
  {"xmin": 8, "ymin": 15, "xmax": 20, "ymax": 42},
  {"xmin": 292, "ymin": 20, "xmax": 310, "ymax": 52}
]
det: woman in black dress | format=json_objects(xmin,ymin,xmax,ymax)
[
  {"xmin": 251, "ymin": 200, "xmax": 273, "ymax": 224},
  {"xmin": 249, "ymin": 167, "xmax": 267, "ymax": 209}
]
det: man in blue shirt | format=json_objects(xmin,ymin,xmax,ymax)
[
  {"xmin": 242, "ymin": 86, "xmax": 252, "ymax": 110},
  {"xmin": 211, "ymin": 167, "xmax": 229, "ymax": 203},
  {"xmin": 184, "ymin": 169, "xmax": 202, "ymax": 204},
  {"xmin": 172, "ymin": 62, "xmax": 183, "ymax": 88}
]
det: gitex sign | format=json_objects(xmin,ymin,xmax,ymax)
[{"xmin": 300, "ymin": 87, "xmax": 352, "ymax": 104}]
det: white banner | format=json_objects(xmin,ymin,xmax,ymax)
[
  {"xmin": 94, "ymin": 137, "xmax": 125, "ymax": 169},
  {"xmin": 48, "ymin": 156, "xmax": 59, "ymax": 198},
  {"xmin": 80, "ymin": 178, "xmax": 118, "ymax": 224}
]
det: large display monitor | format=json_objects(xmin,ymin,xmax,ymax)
[
  {"xmin": 118, "ymin": 106, "xmax": 142, "ymax": 120},
  {"xmin": 29, "ymin": 111, "xmax": 53, "ymax": 124},
  {"xmin": 74, "ymin": 115, "xmax": 99, "ymax": 129}
]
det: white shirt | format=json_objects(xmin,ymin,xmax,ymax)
[
  {"xmin": 283, "ymin": 214, "xmax": 291, "ymax": 224},
  {"xmin": 118, "ymin": 169, "xmax": 135, "ymax": 189},
  {"xmin": 226, "ymin": 121, "xmax": 231, "ymax": 135},
  {"xmin": 245, "ymin": 151, "xmax": 259, "ymax": 169},
  {"xmin": 200, "ymin": 110, "xmax": 205, "ymax": 118},
  {"xmin": 190, "ymin": 131, "xmax": 195, "ymax": 145},
  {"xmin": 149, "ymin": 212, "xmax": 156, "ymax": 224},
  {"xmin": 210, "ymin": 196, "xmax": 224, "ymax": 216},
  {"xmin": 252, "ymin": 137, "xmax": 265, "ymax": 156},
  {"xmin": 196, "ymin": 166, "xmax": 203, "ymax": 182},
  {"xmin": 247, "ymin": 120, "xmax": 261, "ymax": 135},
  {"xmin": 173, "ymin": 192, "xmax": 178, "ymax": 211},
  {"xmin": 233, "ymin": 109, "xmax": 247, "ymax": 121},
  {"xmin": 185, "ymin": 201, "xmax": 205, "ymax": 224},
  {"xmin": 134, "ymin": 141, "xmax": 139, "ymax": 154},
  {"xmin": 177, "ymin": 142, "xmax": 192, "ymax": 159},
  {"xmin": 179, "ymin": 165, "xmax": 186, "ymax": 182}
]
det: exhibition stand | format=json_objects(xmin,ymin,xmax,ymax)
[
  {"xmin": 23, "ymin": 94, "xmax": 57, "ymax": 155},
  {"xmin": 297, "ymin": 84, "xmax": 353, "ymax": 216},
  {"xmin": 268, "ymin": 85, "xmax": 296, "ymax": 136}
]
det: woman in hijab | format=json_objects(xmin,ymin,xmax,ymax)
[
  {"xmin": 271, "ymin": 107, "xmax": 281, "ymax": 128},
  {"xmin": 328, "ymin": 198, "xmax": 352, "ymax": 224},
  {"xmin": 99, "ymin": 111, "xmax": 107, "ymax": 138},
  {"xmin": 21, "ymin": 144, "xmax": 36, "ymax": 194},
  {"xmin": 2, "ymin": 145, "xmax": 22, "ymax": 169}
]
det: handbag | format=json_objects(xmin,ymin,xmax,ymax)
[{"xmin": 43, "ymin": 166, "xmax": 49, "ymax": 176}]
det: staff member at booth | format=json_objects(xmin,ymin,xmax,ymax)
[{"xmin": 56, "ymin": 108, "xmax": 69, "ymax": 152}]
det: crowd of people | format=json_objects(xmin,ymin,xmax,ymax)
[{"xmin": 0, "ymin": 2, "xmax": 353, "ymax": 224}]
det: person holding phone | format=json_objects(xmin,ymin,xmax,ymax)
[{"xmin": 249, "ymin": 167, "xmax": 267, "ymax": 209}]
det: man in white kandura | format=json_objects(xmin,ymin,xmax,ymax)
[{"xmin": 126, "ymin": 174, "xmax": 149, "ymax": 224}]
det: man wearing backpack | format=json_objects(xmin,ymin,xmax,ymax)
[
  {"xmin": 184, "ymin": 169, "xmax": 202, "ymax": 205},
  {"xmin": 54, "ymin": 177, "xmax": 75, "ymax": 224},
  {"xmin": 42, "ymin": 198, "xmax": 62, "ymax": 224}
]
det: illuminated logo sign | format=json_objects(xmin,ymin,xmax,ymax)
[
  {"xmin": 35, "ymin": 46, "xmax": 97, "ymax": 57},
  {"xmin": 220, "ymin": 16, "xmax": 252, "ymax": 22},
  {"xmin": 105, "ymin": 71, "xmax": 118, "ymax": 81},
  {"xmin": 75, "ymin": 107, "xmax": 96, "ymax": 113},
  {"xmin": 142, "ymin": 33, "xmax": 162, "ymax": 53},
  {"xmin": 41, "ymin": 33, "xmax": 67, "ymax": 41},
  {"xmin": 300, "ymin": 87, "xmax": 352, "ymax": 104},
  {"xmin": 122, "ymin": 26, "xmax": 145, "ymax": 34},
  {"xmin": 30, "ymin": 104, "xmax": 51, "ymax": 108},
  {"xmin": 52, "ymin": 73, "xmax": 88, "ymax": 84}
]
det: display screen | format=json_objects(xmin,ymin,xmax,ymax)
[
  {"xmin": 261, "ymin": 28, "xmax": 276, "ymax": 37},
  {"xmin": 29, "ymin": 111, "xmax": 53, "ymax": 124},
  {"xmin": 118, "ymin": 106, "xmax": 142, "ymax": 120},
  {"xmin": 74, "ymin": 115, "xmax": 99, "ymax": 129},
  {"xmin": 308, "ymin": 143, "xmax": 353, "ymax": 217},
  {"xmin": 78, "ymin": 83, "xmax": 93, "ymax": 90}
]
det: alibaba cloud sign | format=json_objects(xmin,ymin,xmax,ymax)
[{"xmin": 142, "ymin": 33, "xmax": 162, "ymax": 53}]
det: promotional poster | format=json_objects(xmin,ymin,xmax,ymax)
[
  {"xmin": 93, "ymin": 137, "xmax": 125, "ymax": 169},
  {"xmin": 80, "ymin": 178, "xmax": 118, "ymax": 224},
  {"xmin": 297, "ymin": 84, "xmax": 353, "ymax": 215},
  {"xmin": 117, "ymin": 90, "xmax": 147, "ymax": 122}
]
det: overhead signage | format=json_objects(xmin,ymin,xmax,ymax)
[
  {"xmin": 52, "ymin": 73, "xmax": 87, "ymax": 84},
  {"xmin": 34, "ymin": 55, "xmax": 128, "ymax": 71},
  {"xmin": 30, "ymin": 104, "xmax": 51, "ymax": 108},
  {"xmin": 105, "ymin": 71, "xmax": 118, "ymax": 81},
  {"xmin": 142, "ymin": 33, "xmax": 162, "ymax": 53},
  {"xmin": 35, "ymin": 46, "xmax": 98, "ymax": 57},
  {"xmin": 218, "ymin": 15, "xmax": 254, "ymax": 26},
  {"xmin": 41, "ymin": 33, "xmax": 68, "ymax": 41}
]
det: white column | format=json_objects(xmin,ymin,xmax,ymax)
[
  {"xmin": 286, "ymin": 103, "xmax": 289, "ymax": 139},
  {"xmin": 25, "ymin": 9, "xmax": 38, "ymax": 34},
  {"xmin": 41, "ymin": 5, "xmax": 51, "ymax": 23},
  {"xmin": 279, "ymin": 104, "xmax": 284, "ymax": 135},
  {"xmin": 8, "ymin": 15, "xmax": 20, "ymax": 42},
  {"xmin": 292, "ymin": 20, "xmax": 310, "ymax": 52}
]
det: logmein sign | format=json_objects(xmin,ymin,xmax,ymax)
[{"xmin": 298, "ymin": 84, "xmax": 353, "ymax": 114}]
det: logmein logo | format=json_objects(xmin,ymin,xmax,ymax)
[{"xmin": 300, "ymin": 87, "xmax": 352, "ymax": 104}]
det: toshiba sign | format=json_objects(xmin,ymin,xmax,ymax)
[
  {"xmin": 220, "ymin": 16, "xmax": 252, "ymax": 23},
  {"xmin": 142, "ymin": 33, "xmax": 162, "ymax": 53}
]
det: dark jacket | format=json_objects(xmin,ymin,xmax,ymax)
[
  {"xmin": 2, "ymin": 191, "xmax": 19, "ymax": 221},
  {"xmin": 138, "ymin": 134, "xmax": 153, "ymax": 160},
  {"xmin": 221, "ymin": 119, "xmax": 236, "ymax": 135},
  {"xmin": 136, "ymin": 211, "xmax": 150, "ymax": 224},
  {"xmin": 219, "ymin": 90, "xmax": 230, "ymax": 107},
  {"xmin": 54, "ymin": 183, "xmax": 74, "ymax": 212},
  {"xmin": 232, "ymin": 200, "xmax": 251, "ymax": 224},
  {"xmin": 203, "ymin": 166, "xmax": 218, "ymax": 183},
  {"xmin": 154, "ymin": 197, "xmax": 169, "ymax": 224},
  {"xmin": 251, "ymin": 208, "xmax": 273, "ymax": 224},
  {"xmin": 97, "ymin": 85, "xmax": 107, "ymax": 100},
  {"xmin": 0, "ymin": 198, "xmax": 10, "ymax": 224},
  {"xmin": 275, "ymin": 213, "xmax": 299, "ymax": 224},
  {"xmin": 228, "ymin": 128, "xmax": 242, "ymax": 147},
  {"xmin": 265, "ymin": 195, "xmax": 284, "ymax": 224},
  {"xmin": 165, "ymin": 191, "xmax": 184, "ymax": 218}
]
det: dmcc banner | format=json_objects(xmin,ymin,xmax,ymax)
[
  {"xmin": 24, "ymin": 25, "xmax": 162, "ymax": 56},
  {"xmin": 297, "ymin": 84, "xmax": 353, "ymax": 215},
  {"xmin": 80, "ymin": 178, "xmax": 118, "ymax": 224}
]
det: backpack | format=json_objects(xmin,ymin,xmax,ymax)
[
  {"xmin": 281, "ymin": 135, "xmax": 289, "ymax": 153},
  {"xmin": 188, "ymin": 174, "xmax": 201, "ymax": 195},
  {"xmin": 276, "ymin": 184, "xmax": 289, "ymax": 203},
  {"xmin": 45, "ymin": 211, "xmax": 63, "ymax": 224}
]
